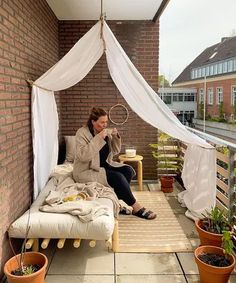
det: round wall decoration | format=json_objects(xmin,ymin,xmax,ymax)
[{"xmin": 108, "ymin": 103, "xmax": 129, "ymax": 125}]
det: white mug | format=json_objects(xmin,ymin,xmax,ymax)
[
  {"xmin": 105, "ymin": 128, "xmax": 113, "ymax": 135},
  {"xmin": 125, "ymin": 148, "xmax": 136, "ymax": 158}
]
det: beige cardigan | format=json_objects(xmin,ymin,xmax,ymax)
[{"xmin": 73, "ymin": 126, "xmax": 132, "ymax": 186}]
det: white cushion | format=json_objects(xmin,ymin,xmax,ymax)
[
  {"xmin": 64, "ymin": 136, "xmax": 76, "ymax": 162},
  {"xmin": 8, "ymin": 178, "xmax": 114, "ymax": 240}
]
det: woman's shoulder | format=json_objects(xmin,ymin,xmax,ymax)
[{"xmin": 76, "ymin": 126, "xmax": 90, "ymax": 137}]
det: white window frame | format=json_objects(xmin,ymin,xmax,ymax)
[
  {"xmin": 216, "ymin": 87, "xmax": 223, "ymax": 105},
  {"xmin": 228, "ymin": 60, "xmax": 233, "ymax": 72},
  {"xmin": 231, "ymin": 86, "xmax": 236, "ymax": 105},
  {"xmin": 207, "ymin": 88, "xmax": 214, "ymax": 105},
  {"xmin": 218, "ymin": 63, "xmax": 223, "ymax": 74}
]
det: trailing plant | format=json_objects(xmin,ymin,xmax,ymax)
[{"xmin": 222, "ymin": 230, "xmax": 235, "ymax": 258}]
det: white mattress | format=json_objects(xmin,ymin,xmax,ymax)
[{"xmin": 9, "ymin": 178, "xmax": 115, "ymax": 240}]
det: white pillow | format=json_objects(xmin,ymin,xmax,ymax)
[{"xmin": 64, "ymin": 136, "xmax": 76, "ymax": 162}]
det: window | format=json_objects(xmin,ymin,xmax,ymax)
[
  {"xmin": 184, "ymin": 93, "xmax": 195, "ymax": 101},
  {"xmin": 228, "ymin": 60, "xmax": 233, "ymax": 72},
  {"xmin": 231, "ymin": 86, "xmax": 236, "ymax": 105},
  {"xmin": 199, "ymin": 89, "xmax": 204, "ymax": 104},
  {"xmin": 210, "ymin": 65, "xmax": 214, "ymax": 76},
  {"xmin": 206, "ymin": 66, "xmax": 210, "ymax": 76},
  {"xmin": 213, "ymin": 64, "xmax": 217, "ymax": 75},
  {"xmin": 202, "ymin": 67, "xmax": 205, "ymax": 77},
  {"xmin": 191, "ymin": 70, "xmax": 194, "ymax": 79},
  {"xmin": 207, "ymin": 88, "xmax": 214, "ymax": 105},
  {"xmin": 178, "ymin": 93, "xmax": 183, "ymax": 102},
  {"xmin": 163, "ymin": 94, "xmax": 172, "ymax": 104},
  {"xmin": 234, "ymin": 59, "xmax": 236, "ymax": 71},
  {"xmin": 218, "ymin": 63, "xmax": 223, "ymax": 74},
  {"xmin": 198, "ymin": 68, "xmax": 201, "ymax": 78},
  {"xmin": 216, "ymin": 87, "xmax": 223, "ymax": 105},
  {"xmin": 223, "ymin": 62, "xmax": 227, "ymax": 73},
  {"xmin": 173, "ymin": 93, "xmax": 178, "ymax": 102}
]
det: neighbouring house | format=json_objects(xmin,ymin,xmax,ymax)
[
  {"xmin": 0, "ymin": 0, "xmax": 169, "ymax": 278},
  {"xmin": 172, "ymin": 36, "xmax": 236, "ymax": 142},
  {"xmin": 158, "ymin": 87, "xmax": 197, "ymax": 125}
]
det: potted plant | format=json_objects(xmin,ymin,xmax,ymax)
[
  {"xmin": 4, "ymin": 209, "xmax": 48, "ymax": 283},
  {"xmin": 149, "ymin": 131, "xmax": 180, "ymax": 193},
  {"xmin": 194, "ymin": 230, "xmax": 236, "ymax": 283},
  {"xmin": 195, "ymin": 206, "xmax": 232, "ymax": 247}
]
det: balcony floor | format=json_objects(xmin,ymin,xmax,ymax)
[{"xmin": 43, "ymin": 181, "xmax": 236, "ymax": 283}]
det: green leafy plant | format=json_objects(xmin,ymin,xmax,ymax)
[
  {"xmin": 201, "ymin": 206, "xmax": 231, "ymax": 234},
  {"xmin": 222, "ymin": 231, "xmax": 235, "ymax": 258},
  {"xmin": 149, "ymin": 132, "xmax": 180, "ymax": 176}
]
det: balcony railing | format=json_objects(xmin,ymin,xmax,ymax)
[{"xmin": 185, "ymin": 126, "xmax": 236, "ymax": 224}]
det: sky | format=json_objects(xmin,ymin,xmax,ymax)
[{"xmin": 159, "ymin": 0, "xmax": 236, "ymax": 84}]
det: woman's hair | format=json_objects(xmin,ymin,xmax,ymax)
[{"xmin": 87, "ymin": 107, "xmax": 107, "ymax": 133}]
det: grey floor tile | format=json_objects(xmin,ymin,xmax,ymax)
[
  {"xmin": 46, "ymin": 275, "xmax": 114, "ymax": 283},
  {"xmin": 40, "ymin": 240, "xmax": 57, "ymax": 274},
  {"xmin": 116, "ymin": 275, "xmax": 187, "ymax": 283},
  {"xmin": 188, "ymin": 238, "xmax": 200, "ymax": 250},
  {"xmin": 166, "ymin": 196, "xmax": 187, "ymax": 214},
  {"xmin": 175, "ymin": 214, "xmax": 198, "ymax": 239},
  {"xmin": 115, "ymin": 253, "xmax": 183, "ymax": 275},
  {"xmin": 48, "ymin": 240, "xmax": 114, "ymax": 275},
  {"xmin": 177, "ymin": 252, "xmax": 199, "ymax": 274},
  {"xmin": 186, "ymin": 274, "xmax": 236, "ymax": 283}
]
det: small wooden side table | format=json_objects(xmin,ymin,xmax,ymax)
[{"xmin": 118, "ymin": 154, "xmax": 143, "ymax": 191}]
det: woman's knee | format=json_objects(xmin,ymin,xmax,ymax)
[{"xmin": 122, "ymin": 166, "xmax": 134, "ymax": 182}]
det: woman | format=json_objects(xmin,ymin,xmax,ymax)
[{"xmin": 73, "ymin": 107, "xmax": 156, "ymax": 220}]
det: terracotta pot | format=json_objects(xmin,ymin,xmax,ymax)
[
  {"xmin": 4, "ymin": 251, "xmax": 48, "ymax": 283},
  {"xmin": 194, "ymin": 245, "xmax": 236, "ymax": 283},
  {"xmin": 195, "ymin": 219, "xmax": 225, "ymax": 247},
  {"xmin": 160, "ymin": 176, "xmax": 174, "ymax": 193}
]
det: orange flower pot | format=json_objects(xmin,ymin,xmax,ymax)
[
  {"xmin": 194, "ymin": 245, "xmax": 235, "ymax": 283},
  {"xmin": 195, "ymin": 219, "xmax": 225, "ymax": 247},
  {"xmin": 4, "ymin": 251, "xmax": 48, "ymax": 283}
]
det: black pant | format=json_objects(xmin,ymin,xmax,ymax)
[{"xmin": 105, "ymin": 165, "xmax": 136, "ymax": 206}]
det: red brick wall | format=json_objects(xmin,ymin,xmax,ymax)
[
  {"xmin": 58, "ymin": 20, "xmax": 159, "ymax": 179},
  {"xmin": 177, "ymin": 77, "xmax": 236, "ymax": 118},
  {"xmin": 0, "ymin": 0, "xmax": 59, "ymax": 278}
]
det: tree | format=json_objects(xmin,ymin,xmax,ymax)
[{"xmin": 158, "ymin": 75, "xmax": 170, "ymax": 88}]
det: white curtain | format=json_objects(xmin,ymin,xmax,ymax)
[
  {"xmin": 32, "ymin": 21, "xmax": 104, "ymax": 198},
  {"xmin": 31, "ymin": 20, "xmax": 216, "ymax": 218}
]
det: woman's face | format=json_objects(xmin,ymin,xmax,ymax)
[{"xmin": 92, "ymin": 115, "xmax": 108, "ymax": 133}]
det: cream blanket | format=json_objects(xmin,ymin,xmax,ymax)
[{"xmin": 40, "ymin": 164, "xmax": 120, "ymax": 222}]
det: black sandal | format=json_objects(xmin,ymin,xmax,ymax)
[
  {"xmin": 132, "ymin": 207, "xmax": 157, "ymax": 220},
  {"xmin": 119, "ymin": 206, "xmax": 132, "ymax": 215}
]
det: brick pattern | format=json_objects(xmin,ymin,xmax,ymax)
[
  {"xmin": 58, "ymin": 20, "xmax": 159, "ymax": 179},
  {"xmin": 0, "ymin": 0, "xmax": 59, "ymax": 277},
  {"xmin": 178, "ymin": 78, "xmax": 236, "ymax": 118}
]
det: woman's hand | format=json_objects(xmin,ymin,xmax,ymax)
[
  {"xmin": 98, "ymin": 129, "xmax": 107, "ymax": 139},
  {"xmin": 111, "ymin": 128, "xmax": 118, "ymax": 136}
]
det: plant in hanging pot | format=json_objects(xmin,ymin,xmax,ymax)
[
  {"xmin": 4, "ymin": 209, "xmax": 48, "ymax": 283},
  {"xmin": 195, "ymin": 206, "xmax": 232, "ymax": 247},
  {"xmin": 194, "ymin": 230, "xmax": 236, "ymax": 283},
  {"xmin": 149, "ymin": 131, "xmax": 180, "ymax": 193}
]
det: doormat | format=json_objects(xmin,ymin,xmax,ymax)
[{"xmin": 117, "ymin": 191, "xmax": 193, "ymax": 253}]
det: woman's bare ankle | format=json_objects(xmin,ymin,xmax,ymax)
[{"xmin": 131, "ymin": 202, "xmax": 142, "ymax": 213}]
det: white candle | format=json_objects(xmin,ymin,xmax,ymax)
[{"xmin": 125, "ymin": 149, "xmax": 136, "ymax": 157}]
